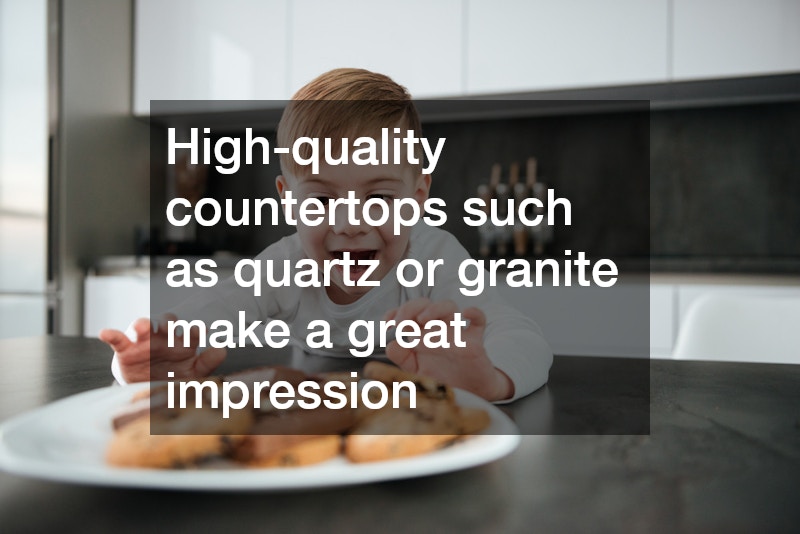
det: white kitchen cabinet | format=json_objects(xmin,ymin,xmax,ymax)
[
  {"xmin": 288, "ymin": 0, "xmax": 463, "ymax": 98},
  {"xmin": 656, "ymin": 276, "xmax": 800, "ymax": 360},
  {"xmin": 133, "ymin": 0, "xmax": 289, "ymax": 115},
  {"xmin": 676, "ymin": 281, "xmax": 800, "ymax": 326},
  {"xmin": 84, "ymin": 274, "xmax": 150, "ymax": 336},
  {"xmin": 496, "ymin": 278, "xmax": 651, "ymax": 358},
  {"xmin": 83, "ymin": 265, "xmax": 238, "ymax": 337},
  {"xmin": 672, "ymin": 0, "xmax": 800, "ymax": 81},
  {"xmin": 132, "ymin": 0, "xmax": 799, "ymax": 114},
  {"xmin": 496, "ymin": 276, "xmax": 800, "ymax": 360},
  {"xmin": 465, "ymin": 0, "xmax": 669, "ymax": 94},
  {"xmin": 649, "ymin": 284, "xmax": 675, "ymax": 358},
  {"xmin": 85, "ymin": 267, "xmax": 800, "ymax": 360}
]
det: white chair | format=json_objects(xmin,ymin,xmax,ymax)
[{"xmin": 672, "ymin": 293, "xmax": 800, "ymax": 364}]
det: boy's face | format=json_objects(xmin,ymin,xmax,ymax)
[{"xmin": 276, "ymin": 158, "xmax": 430, "ymax": 305}]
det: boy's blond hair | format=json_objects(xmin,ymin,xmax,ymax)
[{"xmin": 277, "ymin": 68, "xmax": 423, "ymax": 176}]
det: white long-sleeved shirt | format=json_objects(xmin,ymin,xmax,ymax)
[{"xmin": 112, "ymin": 225, "xmax": 552, "ymax": 401}]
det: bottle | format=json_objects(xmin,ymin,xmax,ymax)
[
  {"xmin": 513, "ymin": 183, "xmax": 529, "ymax": 256},
  {"xmin": 525, "ymin": 157, "xmax": 537, "ymax": 190},
  {"xmin": 511, "ymin": 161, "xmax": 529, "ymax": 256},
  {"xmin": 494, "ymin": 182, "xmax": 511, "ymax": 257},
  {"xmin": 489, "ymin": 163, "xmax": 502, "ymax": 195},
  {"xmin": 476, "ymin": 184, "xmax": 494, "ymax": 258},
  {"xmin": 530, "ymin": 181, "xmax": 554, "ymax": 256},
  {"xmin": 477, "ymin": 164, "xmax": 503, "ymax": 257},
  {"xmin": 508, "ymin": 161, "xmax": 520, "ymax": 189}
]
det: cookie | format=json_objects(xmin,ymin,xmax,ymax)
[
  {"xmin": 345, "ymin": 390, "xmax": 490, "ymax": 463},
  {"xmin": 106, "ymin": 405, "xmax": 253, "ymax": 468},
  {"xmin": 233, "ymin": 403, "xmax": 356, "ymax": 466},
  {"xmin": 362, "ymin": 361, "xmax": 454, "ymax": 402},
  {"xmin": 458, "ymin": 407, "xmax": 491, "ymax": 435},
  {"xmin": 113, "ymin": 385, "xmax": 171, "ymax": 431},
  {"xmin": 345, "ymin": 434, "xmax": 458, "ymax": 463},
  {"xmin": 239, "ymin": 435, "xmax": 342, "ymax": 468}
]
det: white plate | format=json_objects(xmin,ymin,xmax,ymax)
[{"xmin": 0, "ymin": 383, "xmax": 520, "ymax": 491}]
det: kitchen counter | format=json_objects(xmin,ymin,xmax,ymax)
[
  {"xmin": 0, "ymin": 336, "xmax": 798, "ymax": 532},
  {"xmin": 648, "ymin": 257, "xmax": 800, "ymax": 275}
]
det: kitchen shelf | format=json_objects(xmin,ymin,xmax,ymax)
[
  {"xmin": 648, "ymin": 256, "xmax": 800, "ymax": 275},
  {"xmin": 418, "ymin": 74, "xmax": 800, "ymax": 123},
  {"xmin": 140, "ymin": 74, "xmax": 800, "ymax": 130}
]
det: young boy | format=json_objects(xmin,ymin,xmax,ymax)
[{"xmin": 99, "ymin": 68, "xmax": 552, "ymax": 402}]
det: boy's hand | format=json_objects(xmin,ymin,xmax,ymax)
[
  {"xmin": 98, "ymin": 315, "xmax": 226, "ymax": 383},
  {"xmin": 383, "ymin": 298, "xmax": 514, "ymax": 402}
]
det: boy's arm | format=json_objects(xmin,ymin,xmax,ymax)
[
  {"xmin": 103, "ymin": 278, "xmax": 267, "ymax": 384},
  {"xmin": 477, "ymin": 299, "xmax": 553, "ymax": 401},
  {"xmin": 384, "ymin": 295, "xmax": 552, "ymax": 402},
  {"xmin": 100, "ymin": 316, "xmax": 227, "ymax": 383},
  {"xmin": 440, "ymin": 270, "xmax": 553, "ymax": 401},
  {"xmin": 101, "ymin": 236, "xmax": 302, "ymax": 383},
  {"xmin": 389, "ymin": 228, "xmax": 553, "ymax": 401}
]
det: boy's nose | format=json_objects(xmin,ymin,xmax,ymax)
[{"xmin": 331, "ymin": 204, "xmax": 367, "ymax": 236}]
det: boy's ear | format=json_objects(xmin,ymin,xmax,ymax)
[
  {"xmin": 275, "ymin": 175, "xmax": 288, "ymax": 199},
  {"xmin": 275, "ymin": 175, "xmax": 296, "ymax": 219},
  {"xmin": 413, "ymin": 173, "xmax": 432, "ymax": 205}
]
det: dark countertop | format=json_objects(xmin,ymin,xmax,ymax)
[
  {"xmin": 647, "ymin": 256, "xmax": 800, "ymax": 275},
  {"xmin": 0, "ymin": 336, "xmax": 798, "ymax": 533}
]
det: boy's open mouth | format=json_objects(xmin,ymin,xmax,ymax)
[
  {"xmin": 330, "ymin": 250, "xmax": 378, "ymax": 277},
  {"xmin": 331, "ymin": 250, "xmax": 377, "ymax": 262}
]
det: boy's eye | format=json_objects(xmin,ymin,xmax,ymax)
[{"xmin": 367, "ymin": 194, "xmax": 393, "ymax": 201}]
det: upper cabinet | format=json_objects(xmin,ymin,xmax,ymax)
[
  {"xmin": 134, "ymin": 0, "xmax": 462, "ymax": 115},
  {"xmin": 133, "ymin": 0, "xmax": 800, "ymax": 115},
  {"xmin": 672, "ymin": 0, "xmax": 800, "ymax": 81},
  {"xmin": 465, "ymin": 0, "xmax": 670, "ymax": 94},
  {"xmin": 133, "ymin": 0, "xmax": 289, "ymax": 115},
  {"xmin": 289, "ymin": 0, "xmax": 463, "ymax": 98}
]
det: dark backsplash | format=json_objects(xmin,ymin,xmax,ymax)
[
  {"xmin": 650, "ymin": 102, "xmax": 800, "ymax": 260},
  {"xmin": 420, "ymin": 108, "xmax": 650, "ymax": 260},
  {"xmin": 187, "ymin": 100, "xmax": 800, "ymax": 271}
]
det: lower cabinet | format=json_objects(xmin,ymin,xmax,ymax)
[
  {"xmin": 497, "ymin": 275, "xmax": 800, "ymax": 360},
  {"xmin": 83, "ymin": 267, "xmax": 235, "ymax": 336},
  {"xmin": 84, "ymin": 268, "xmax": 800, "ymax": 361},
  {"xmin": 649, "ymin": 284, "xmax": 675, "ymax": 359},
  {"xmin": 496, "ymin": 277, "xmax": 651, "ymax": 359},
  {"xmin": 83, "ymin": 274, "xmax": 150, "ymax": 337}
]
